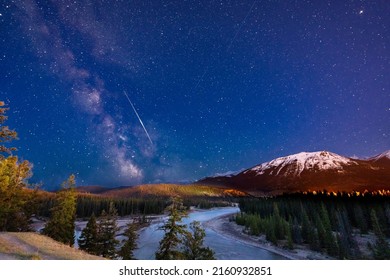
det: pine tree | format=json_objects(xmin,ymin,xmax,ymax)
[
  {"xmin": 265, "ymin": 217, "xmax": 277, "ymax": 245},
  {"xmin": 272, "ymin": 204, "xmax": 285, "ymax": 240},
  {"xmin": 96, "ymin": 202, "xmax": 119, "ymax": 259},
  {"xmin": 43, "ymin": 175, "xmax": 77, "ymax": 246},
  {"xmin": 155, "ymin": 198, "xmax": 189, "ymax": 260},
  {"xmin": 315, "ymin": 213, "xmax": 326, "ymax": 250},
  {"xmin": 291, "ymin": 217, "xmax": 303, "ymax": 244},
  {"xmin": 301, "ymin": 207, "xmax": 311, "ymax": 243},
  {"xmin": 183, "ymin": 221, "xmax": 215, "ymax": 260},
  {"xmin": 78, "ymin": 213, "xmax": 98, "ymax": 254},
  {"xmin": 370, "ymin": 209, "xmax": 390, "ymax": 259},
  {"xmin": 118, "ymin": 221, "xmax": 139, "ymax": 260},
  {"xmin": 354, "ymin": 204, "xmax": 368, "ymax": 234},
  {"xmin": 309, "ymin": 229, "xmax": 321, "ymax": 252},
  {"xmin": 336, "ymin": 209, "xmax": 360, "ymax": 259},
  {"xmin": 286, "ymin": 226, "xmax": 294, "ymax": 250},
  {"xmin": 319, "ymin": 204, "xmax": 338, "ymax": 256}
]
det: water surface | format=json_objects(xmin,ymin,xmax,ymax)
[{"xmin": 134, "ymin": 207, "xmax": 286, "ymax": 260}]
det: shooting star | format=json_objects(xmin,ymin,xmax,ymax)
[
  {"xmin": 227, "ymin": 0, "xmax": 257, "ymax": 52},
  {"xmin": 123, "ymin": 91, "xmax": 153, "ymax": 145}
]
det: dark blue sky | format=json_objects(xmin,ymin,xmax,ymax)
[{"xmin": 1, "ymin": 0, "xmax": 389, "ymax": 189}]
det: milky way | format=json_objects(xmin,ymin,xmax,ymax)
[{"xmin": 0, "ymin": 1, "xmax": 388, "ymax": 189}]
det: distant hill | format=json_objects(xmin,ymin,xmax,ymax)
[
  {"xmin": 75, "ymin": 185, "xmax": 111, "ymax": 194},
  {"xmin": 0, "ymin": 232, "xmax": 104, "ymax": 260},
  {"xmin": 76, "ymin": 184, "xmax": 247, "ymax": 198},
  {"xmin": 199, "ymin": 150, "xmax": 390, "ymax": 196}
]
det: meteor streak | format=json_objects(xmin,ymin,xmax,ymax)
[{"xmin": 123, "ymin": 91, "xmax": 153, "ymax": 145}]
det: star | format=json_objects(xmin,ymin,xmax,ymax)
[{"xmin": 2, "ymin": 0, "xmax": 388, "ymax": 188}]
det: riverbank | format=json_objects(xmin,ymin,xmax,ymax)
[{"xmin": 204, "ymin": 213, "xmax": 332, "ymax": 260}]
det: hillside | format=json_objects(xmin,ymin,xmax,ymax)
[
  {"xmin": 76, "ymin": 183, "xmax": 248, "ymax": 198},
  {"xmin": 0, "ymin": 232, "xmax": 104, "ymax": 260}
]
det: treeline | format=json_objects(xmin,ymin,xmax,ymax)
[
  {"xmin": 35, "ymin": 194, "xmax": 236, "ymax": 218},
  {"xmin": 236, "ymin": 193, "xmax": 390, "ymax": 259},
  {"xmin": 36, "ymin": 195, "xmax": 169, "ymax": 218},
  {"xmin": 182, "ymin": 198, "xmax": 236, "ymax": 209}
]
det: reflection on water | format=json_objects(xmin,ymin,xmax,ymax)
[{"xmin": 134, "ymin": 207, "xmax": 286, "ymax": 260}]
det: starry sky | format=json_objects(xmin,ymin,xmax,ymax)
[{"xmin": 0, "ymin": 0, "xmax": 389, "ymax": 189}]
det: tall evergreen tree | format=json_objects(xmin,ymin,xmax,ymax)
[
  {"xmin": 370, "ymin": 209, "xmax": 390, "ymax": 259},
  {"xmin": 291, "ymin": 217, "xmax": 303, "ymax": 244},
  {"xmin": 354, "ymin": 204, "xmax": 368, "ymax": 234},
  {"xmin": 97, "ymin": 202, "xmax": 119, "ymax": 259},
  {"xmin": 315, "ymin": 213, "xmax": 327, "ymax": 249},
  {"xmin": 286, "ymin": 217, "xmax": 294, "ymax": 250},
  {"xmin": 336, "ymin": 209, "xmax": 360, "ymax": 259},
  {"xmin": 78, "ymin": 213, "xmax": 98, "ymax": 254},
  {"xmin": 118, "ymin": 221, "xmax": 139, "ymax": 260},
  {"xmin": 43, "ymin": 175, "xmax": 77, "ymax": 246},
  {"xmin": 183, "ymin": 221, "xmax": 215, "ymax": 260},
  {"xmin": 265, "ymin": 217, "xmax": 278, "ymax": 245},
  {"xmin": 301, "ymin": 207, "xmax": 311, "ymax": 243},
  {"xmin": 155, "ymin": 198, "xmax": 189, "ymax": 260}
]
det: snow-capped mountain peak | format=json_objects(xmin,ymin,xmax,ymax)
[
  {"xmin": 248, "ymin": 151, "xmax": 356, "ymax": 176},
  {"xmin": 370, "ymin": 150, "xmax": 390, "ymax": 161}
]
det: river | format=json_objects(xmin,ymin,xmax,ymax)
[{"xmin": 134, "ymin": 206, "xmax": 286, "ymax": 260}]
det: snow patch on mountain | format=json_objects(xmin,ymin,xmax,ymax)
[
  {"xmin": 247, "ymin": 151, "xmax": 357, "ymax": 176},
  {"xmin": 211, "ymin": 169, "xmax": 243, "ymax": 178}
]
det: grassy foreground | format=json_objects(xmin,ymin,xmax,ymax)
[{"xmin": 0, "ymin": 232, "xmax": 104, "ymax": 260}]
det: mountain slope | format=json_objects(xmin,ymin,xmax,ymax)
[
  {"xmin": 199, "ymin": 150, "xmax": 390, "ymax": 195},
  {"xmin": 368, "ymin": 150, "xmax": 390, "ymax": 167},
  {"xmin": 248, "ymin": 151, "xmax": 357, "ymax": 176}
]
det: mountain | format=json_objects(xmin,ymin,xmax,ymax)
[
  {"xmin": 367, "ymin": 150, "xmax": 390, "ymax": 166},
  {"xmin": 199, "ymin": 150, "xmax": 390, "ymax": 195}
]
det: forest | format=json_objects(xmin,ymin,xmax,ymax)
[
  {"xmin": 235, "ymin": 192, "xmax": 390, "ymax": 259},
  {"xmin": 36, "ymin": 194, "xmax": 168, "ymax": 218},
  {"xmin": 34, "ymin": 193, "xmax": 235, "ymax": 219}
]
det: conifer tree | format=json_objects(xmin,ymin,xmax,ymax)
[
  {"xmin": 286, "ymin": 217, "xmax": 294, "ymax": 250},
  {"xmin": 336, "ymin": 209, "xmax": 360, "ymax": 259},
  {"xmin": 291, "ymin": 217, "xmax": 303, "ymax": 244},
  {"xmin": 265, "ymin": 217, "xmax": 278, "ymax": 245},
  {"xmin": 78, "ymin": 213, "xmax": 98, "ymax": 254},
  {"xmin": 43, "ymin": 175, "xmax": 77, "ymax": 246},
  {"xmin": 155, "ymin": 198, "xmax": 189, "ymax": 260},
  {"xmin": 301, "ymin": 207, "xmax": 311, "ymax": 243},
  {"xmin": 354, "ymin": 204, "xmax": 368, "ymax": 234},
  {"xmin": 370, "ymin": 209, "xmax": 390, "ymax": 259},
  {"xmin": 315, "ymin": 213, "xmax": 327, "ymax": 249},
  {"xmin": 183, "ymin": 221, "xmax": 215, "ymax": 260},
  {"xmin": 96, "ymin": 202, "xmax": 119, "ymax": 259},
  {"xmin": 309, "ymin": 229, "xmax": 321, "ymax": 252},
  {"xmin": 118, "ymin": 221, "xmax": 138, "ymax": 260}
]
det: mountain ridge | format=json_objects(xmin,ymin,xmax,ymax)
[{"xmin": 199, "ymin": 150, "xmax": 390, "ymax": 195}]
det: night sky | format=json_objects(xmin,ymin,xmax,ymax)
[{"xmin": 1, "ymin": 0, "xmax": 389, "ymax": 189}]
